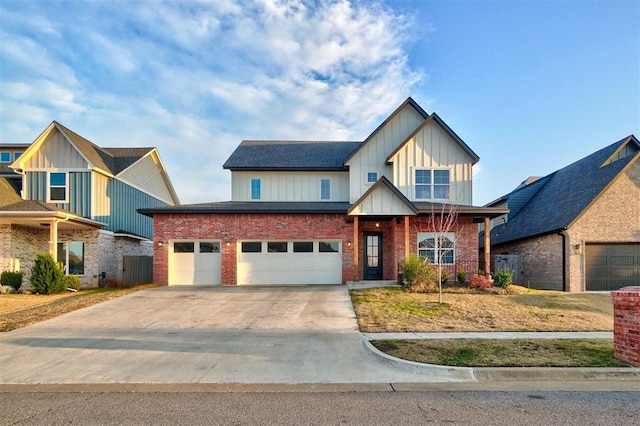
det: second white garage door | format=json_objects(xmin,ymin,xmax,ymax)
[
  {"xmin": 237, "ymin": 241, "xmax": 342, "ymax": 285},
  {"xmin": 169, "ymin": 241, "xmax": 221, "ymax": 285}
]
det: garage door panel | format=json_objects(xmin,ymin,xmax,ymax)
[
  {"xmin": 586, "ymin": 243, "xmax": 640, "ymax": 291},
  {"xmin": 169, "ymin": 241, "xmax": 221, "ymax": 285},
  {"xmin": 238, "ymin": 241, "xmax": 341, "ymax": 285}
]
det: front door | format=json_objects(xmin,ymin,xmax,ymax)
[{"xmin": 363, "ymin": 233, "xmax": 383, "ymax": 280}]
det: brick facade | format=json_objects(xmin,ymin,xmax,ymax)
[
  {"xmin": 152, "ymin": 213, "xmax": 479, "ymax": 286},
  {"xmin": 490, "ymin": 159, "xmax": 640, "ymax": 292},
  {"xmin": 611, "ymin": 286, "xmax": 640, "ymax": 367}
]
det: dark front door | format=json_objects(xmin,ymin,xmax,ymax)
[{"xmin": 364, "ymin": 233, "xmax": 383, "ymax": 280}]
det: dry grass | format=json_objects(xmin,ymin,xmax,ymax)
[
  {"xmin": 372, "ymin": 339, "xmax": 629, "ymax": 367},
  {"xmin": 350, "ymin": 286, "xmax": 613, "ymax": 332},
  {"xmin": 0, "ymin": 284, "xmax": 158, "ymax": 332}
]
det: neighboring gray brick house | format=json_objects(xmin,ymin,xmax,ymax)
[{"xmin": 483, "ymin": 135, "xmax": 640, "ymax": 292}]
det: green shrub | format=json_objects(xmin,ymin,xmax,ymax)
[
  {"xmin": 1, "ymin": 271, "xmax": 24, "ymax": 291},
  {"xmin": 65, "ymin": 275, "xmax": 82, "ymax": 290},
  {"xmin": 456, "ymin": 270, "xmax": 467, "ymax": 285},
  {"xmin": 402, "ymin": 254, "xmax": 438, "ymax": 293},
  {"xmin": 493, "ymin": 270, "xmax": 513, "ymax": 288},
  {"xmin": 30, "ymin": 254, "xmax": 66, "ymax": 294}
]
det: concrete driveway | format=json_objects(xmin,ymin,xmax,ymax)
[{"xmin": 0, "ymin": 286, "xmax": 465, "ymax": 384}]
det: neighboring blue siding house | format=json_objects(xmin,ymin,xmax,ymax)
[{"xmin": 0, "ymin": 121, "xmax": 179, "ymax": 286}]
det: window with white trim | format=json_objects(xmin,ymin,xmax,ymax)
[
  {"xmin": 320, "ymin": 178, "xmax": 330, "ymax": 200},
  {"xmin": 366, "ymin": 171, "xmax": 378, "ymax": 184},
  {"xmin": 250, "ymin": 178, "xmax": 261, "ymax": 200},
  {"xmin": 14, "ymin": 151, "xmax": 22, "ymax": 160},
  {"xmin": 417, "ymin": 232, "xmax": 455, "ymax": 265},
  {"xmin": 0, "ymin": 152, "xmax": 10, "ymax": 162},
  {"xmin": 414, "ymin": 169, "xmax": 450, "ymax": 200},
  {"xmin": 48, "ymin": 172, "xmax": 68, "ymax": 202},
  {"xmin": 57, "ymin": 241, "xmax": 85, "ymax": 275}
]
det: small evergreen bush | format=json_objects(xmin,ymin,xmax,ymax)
[
  {"xmin": 402, "ymin": 254, "xmax": 438, "ymax": 293},
  {"xmin": 469, "ymin": 273, "xmax": 492, "ymax": 289},
  {"xmin": 1, "ymin": 271, "xmax": 24, "ymax": 291},
  {"xmin": 456, "ymin": 270, "xmax": 467, "ymax": 285},
  {"xmin": 493, "ymin": 270, "xmax": 513, "ymax": 288},
  {"xmin": 65, "ymin": 275, "xmax": 82, "ymax": 290},
  {"xmin": 30, "ymin": 254, "xmax": 66, "ymax": 294}
]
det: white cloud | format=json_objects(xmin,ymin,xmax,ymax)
[{"xmin": 0, "ymin": 0, "xmax": 424, "ymax": 203}]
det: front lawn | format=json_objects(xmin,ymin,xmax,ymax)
[{"xmin": 350, "ymin": 286, "xmax": 613, "ymax": 332}]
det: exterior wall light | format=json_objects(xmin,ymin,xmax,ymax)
[{"xmin": 158, "ymin": 241, "xmax": 164, "ymax": 247}]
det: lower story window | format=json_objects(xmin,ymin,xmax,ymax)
[
  {"xmin": 57, "ymin": 241, "xmax": 85, "ymax": 275},
  {"xmin": 417, "ymin": 232, "xmax": 455, "ymax": 265}
]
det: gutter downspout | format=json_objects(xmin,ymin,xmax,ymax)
[{"xmin": 559, "ymin": 229, "xmax": 568, "ymax": 292}]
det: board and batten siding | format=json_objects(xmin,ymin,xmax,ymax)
[
  {"xmin": 22, "ymin": 130, "xmax": 88, "ymax": 170},
  {"xmin": 349, "ymin": 185, "xmax": 416, "ymax": 216},
  {"xmin": 116, "ymin": 152, "xmax": 176, "ymax": 205},
  {"xmin": 389, "ymin": 121, "xmax": 474, "ymax": 205},
  {"xmin": 346, "ymin": 104, "xmax": 425, "ymax": 203},
  {"xmin": 25, "ymin": 171, "xmax": 92, "ymax": 217},
  {"xmin": 231, "ymin": 171, "xmax": 349, "ymax": 202},
  {"xmin": 94, "ymin": 178, "xmax": 168, "ymax": 239}
]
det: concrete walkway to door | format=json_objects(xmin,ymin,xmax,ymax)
[{"xmin": 0, "ymin": 286, "xmax": 469, "ymax": 384}]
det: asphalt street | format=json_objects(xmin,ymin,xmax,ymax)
[{"xmin": 1, "ymin": 390, "xmax": 638, "ymax": 425}]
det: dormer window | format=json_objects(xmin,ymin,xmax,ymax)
[
  {"xmin": 48, "ymin": 172, "xmax": 68, "ymax": 202},
  {"xmin": 415, "ymin": 169, "xmax": 450, "ymax": 200}
]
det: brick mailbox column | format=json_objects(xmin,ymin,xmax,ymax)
[{"xmin": 611, "ymin": 286, "xmax": 640, "ymax": 367}]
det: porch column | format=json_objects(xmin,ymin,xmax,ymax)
[
  {"xmin": 404, "ymin": 215, "xmax": 410, "ymax": 258},
  {"xmin": 49, "ymin": 219, "xmax": 58, "ymax": 258},
  {"xmin": 484, "ymin": 216, "xmax": 491, "ymax": 276},
  {"xmin": 353, "ymin": 216, "xmax": 359, "ymax": 281}
]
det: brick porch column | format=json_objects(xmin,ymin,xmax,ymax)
[{"xmin": 611, "ymin": 286, "xmax": 640, "ymax": 367}]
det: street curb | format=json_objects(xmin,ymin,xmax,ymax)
[
  {"xmin": 362, "ymin": 340, "xmax": 640, "ymax": 383},
  {"xmin": 362, "ymin": 340, "xmax": 477, "ymax": 382},
  {"xmin": 473, "ymin": 367, "xmax": 640, "ymax": 381}
]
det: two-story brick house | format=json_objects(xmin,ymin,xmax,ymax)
[
  {"xmin": 141, "ymin": 98, "xmax": 507, "ymax": 286},
  {"xmin": 0, "ymin": 121, "xmax": 180, "ymax": 286}
]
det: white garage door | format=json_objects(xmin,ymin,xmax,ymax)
[
  {"xmin": 237, "ymin": 241, "xmax": 342, "ymax": 285},
  {"xmin": 169, "ymin": 241, "xmax": 221, "ymax": 285}
]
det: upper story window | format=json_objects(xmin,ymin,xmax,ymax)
[
  {"xmin": 250, "ymin": 178, "xmax": 261, "ymax": 200},
  {"xmin": 415, "ymin": 169, "xmax": 450, "ymax": 200},
  {"xmin": 48, "ymin": 172, "xmax": 68, "ymax": 203},
  {"xmin": 13, "ymin": 152, "xmax": 22, "ymax": 160},
  {"xmin": 320, "ymin": 178, "xmax": 331, "ymax": 200},
  {"xmin": 0, "ymin": 152, "xmax": 10, "ymax": 162},
  {"xmin": 366, "ymin": 171, "xmax": 378, "ymax": 184}
]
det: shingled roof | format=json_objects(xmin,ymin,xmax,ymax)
[
  {"xmin": 223, "ymin": 140, "xmax": 361, "ymax": 171},
  {"xmin": 139, "ymin": 201, "xmax": 351, "ymax": 216},
  {"xmin": 487, "ymin": 135, "xmax": 640, "ymax": 245},
  {"xmin": 54, "ymin": 122, "xmax": 154, "ymax": 175}
]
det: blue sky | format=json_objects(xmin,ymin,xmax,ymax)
[{"xmin": 1, "ymin": 0, "xmax": 638, "ymax": 205}]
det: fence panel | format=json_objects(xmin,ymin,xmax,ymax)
[{"xmin": 122, "ymin": 255, "xmax": 153, "ymax": 287}]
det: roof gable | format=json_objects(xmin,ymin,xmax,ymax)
[
  {"xmin": 344, "ymin": 97, "xmax": 429, "ymax": 165},
  {"xmin": 223, "ymin": 140, "xmax": 361, "ymax": 171},
  {"xmin": 385, "ymin": 113, "xmax": 480, "ymax": 165},
  {"xmin": 490, "ymin": 135, "xmax": 639, "ymax": 244},
  {"xmin": 348, "ymin": 176, "xmax": 418, "ymax": 216}
]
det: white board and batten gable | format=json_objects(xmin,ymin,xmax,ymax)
[
  {"xmin": 116, "ymin": 150, "xmax": 178, "ymax": 205},
  {"xmin": 348, "ymin": 177, "xmax": 417, "ymax": 216},
  {"xmin": 345, "ymin": 99, "xmax": 427, "ymax": 203},
  {"xmin": 14, "ymin": 123, "xmax": 89, "ymax": 171}
]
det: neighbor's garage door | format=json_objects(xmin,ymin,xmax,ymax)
[
  {"xmin": 169, "ymin": 241, "xmax": 221, "ymax": 285},
  {"xmin": 237, "ymin": 241, "xmax": 342, "ymax": 285},
  {"xmin": 585, "ymin": 243, "xmax": 640, "ymax": 291}
]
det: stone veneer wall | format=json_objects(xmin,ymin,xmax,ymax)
[
  {"xmin": 492, "ymin": 233, "xmax": 564, "ymax": 290},
  {"xmin": 0, "ymin": 224, "xmax": 12, "ymax": 272},
  {"xmin": 7, "ymin": 225, "xmax": 50, "ymax": 286},
  {"xmin": 566, "ymin": 159, "xmax": 640, "ymax": 292},
  {"xmin": 611, "ymin": 286, "xmax": 640, "ymax": 367}
]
